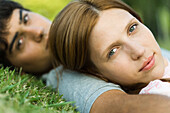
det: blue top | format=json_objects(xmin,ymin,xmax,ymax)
[{"xmin": 42, "ymin": 48, "xmax": 170, "ymax": 113}]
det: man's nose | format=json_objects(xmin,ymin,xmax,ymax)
[
  {"xmin": 24, "ymin": 26, "xmax": 44, "ymax": 42},
  {"xmin": 125, "ymin": 41, "xmax": 145, "ymax": 60}
]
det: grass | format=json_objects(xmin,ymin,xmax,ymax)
[
  {"xmin": 3, "ymin": 0, "xmax": 169, "ymax": 112},
  {"xmin": 0, "ymin": 1, "xmax": 79, "ymax": 112},
  {"xmin": 0, "ymin": 66, "xmax": 78, "ymax": 113}
]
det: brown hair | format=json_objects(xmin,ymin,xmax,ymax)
[{"xmin": 49, "ymin": 0, "xmax": 142, "ymax": 74}]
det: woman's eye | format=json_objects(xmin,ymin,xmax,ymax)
[
  {"xmin": 23, "ymin": 14, "xmax": 29, "ymax": 24},
  {"xmin": 16, "ymin": 37, "xmax": 24, "ymax": 50},
  {"xmin": 108, "ymin": 48, "xmax": 117, "ymax": 58},
  {"xmin": 129, "ymin": 23, "xmax": 137, "ymax": 34}
]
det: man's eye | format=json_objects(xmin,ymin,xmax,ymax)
[
  {"xmin": 16, "ymin": 37, "xmax": 24, "ymax": 50},
  {"xmin": 108, "ymin": 48, "xmax": 117, "ymax": 58},
  {"xmin": 129, "ymin": 23, "xmax": 137, "ymax": 34},
  {"xmin": 23, "ymin": 14, "xmax": 29, "ymax": 24}
]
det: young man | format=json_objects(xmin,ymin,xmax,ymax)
[
  {"xmin": 1, "ymin": 0, "xmax": 170, "ymax": 113},
  {"xmin": 0, "ymin": 0, "xmax": 52, "ymax": 75}
]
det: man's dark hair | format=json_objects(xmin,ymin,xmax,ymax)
[{"xmin": 0, "ymin": 0, "xmax": 27, "ymax": 67}]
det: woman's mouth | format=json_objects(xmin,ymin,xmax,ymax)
[{"xmin": 139, "ymin": 53, "xmax": 155, "ymax": 72}]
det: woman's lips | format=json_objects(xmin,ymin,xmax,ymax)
[{"xmin": 139, "ymin": 54, "xmax": 155, "ymax": 72}]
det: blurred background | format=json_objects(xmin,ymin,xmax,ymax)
[
  {"xmin": 123, "ymin": 0, "xmax": 170, "ymax": 50},
  {"xmin": 15, "ymin": 0, "xmax": 170, "ymax": 49}
]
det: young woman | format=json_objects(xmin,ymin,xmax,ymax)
[
  {"xmin": 2, "ymin": 1, "xmax": 170, "ymax": 113},
  {"xmin": 49, "ymin": 0, "xmax": 170, "ymax": 104}
]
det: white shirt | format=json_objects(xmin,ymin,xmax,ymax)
[{"xmin": 140, "ymin": 60, "xmax": 170, "ymax": 97}]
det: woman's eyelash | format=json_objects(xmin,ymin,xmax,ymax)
[
  {"xmin": 107, "ymin": 23, "xmax": 138, "ymax": 59},
  {"xmin": 129, "ymin": 23, "xmax": 138, "ymax": 34},
  {"xmin": 108, "ymin": 48, "xmax": 117, "ymax": 59}
]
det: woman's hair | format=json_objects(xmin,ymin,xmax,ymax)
[
  {"xmin": 49, "ymin": 0, "xmax": 142, "ymax": 74},
  {"xmin": 0, "ymin": 0, "xmax": 27, "ymax": 67}
]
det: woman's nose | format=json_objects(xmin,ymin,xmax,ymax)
[
  {"xmin": 125, "ymin": 41, "xmax": 145, "ymax": 60},
  {"xmin": 24, "ymin": 26, "xmax": 44, "ymax": 42}
]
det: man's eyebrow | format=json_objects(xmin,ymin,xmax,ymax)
[
  {"xmin": 102, "ymin": 40, "xmax": 118, "ymax": 58},
  {"xmin": 9, "ymin": 9, "xmax": 23, "ymax": 54},
  {"xmin": 19, "ymin": 9, "xmax": 23, "ymax": 24},
  {"xmin": 9, "ymin": 32, "xmax": 19, "ymax": 53}
]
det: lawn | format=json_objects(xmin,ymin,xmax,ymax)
[
  {"xmin": 0, "ymin": 0, "xmax": 79, "ymax": 112},
  {"xmin": 0, "ymin": 66, "xmax": 78, "ymax": 113},
  {"xmin": 1, "ymin": 0, "xmax": 169, "ymax": 112}
]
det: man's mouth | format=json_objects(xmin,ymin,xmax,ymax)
[{"xmin": 139, "ymin": 53, "xmax": 155, "ymax": 72}]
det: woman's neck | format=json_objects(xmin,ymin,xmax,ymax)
[{"xmin": 121, "ymin": 83, "xmax": 149, "ymax": 94}]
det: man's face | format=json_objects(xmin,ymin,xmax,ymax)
[{"xmin": 6, "ymin": 9, "xmax": 52, "ymax": 74}]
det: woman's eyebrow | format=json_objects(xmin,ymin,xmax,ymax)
[
  {"xmin": 124, "ymin": 18, "xmax": 136, "ymax": 32},
  {"xmin": 102, "ymin": 18, "xmax": 136, "ymax": 58},
  {"xmin": 102, "ymin": 41, "xmax": 118, "ymax": 58}
]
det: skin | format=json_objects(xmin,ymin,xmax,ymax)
[
  {"xmin": 89, "ymin": 8, "xmax": 168, "ymax": 86},
  {"xmin": 90, "ymin": 90, "xmax": 170, "ymax": 113},
  {"xmin": 6, "ymin": 9, "xmax": 52, "ymax": 74},
  {"xmin": 3, "ymin": 7, "xmax": 170, "ymax": 113}
]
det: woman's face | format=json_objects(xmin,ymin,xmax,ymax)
[{"xmin": 89, "ymin": 8, "xmax": 167, "ymax": 86}]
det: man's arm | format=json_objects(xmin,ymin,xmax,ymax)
[{"xmin": 91, "ymin": 90, "xmax": 170, "ymax": 113}]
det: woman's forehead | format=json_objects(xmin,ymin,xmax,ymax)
[
  {"xmin": 89, "ymin": 9, "xmax": 136, "ymax": 60},
  {"xmin": 91, "ymin": 9, "xmax": 134, "ymax": 41},
  {"xmin": 96, "ymin": 8, "xmax": 133, "ymax": 30}
]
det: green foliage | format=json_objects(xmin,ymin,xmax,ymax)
[
  {"xmin": 0, "ymin": 1, "xmax": 77, "ymax": 112},
  {"xmin": 123, "ymin": 0, "xmax": 170, "ymax": 50},
  {"xmin": 14, "ymin": 0, "xmax": 70, "ymax": 20},
  {"xmin": 0, "ymin": 67, "xmax": 78, "ymax": 113}
]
